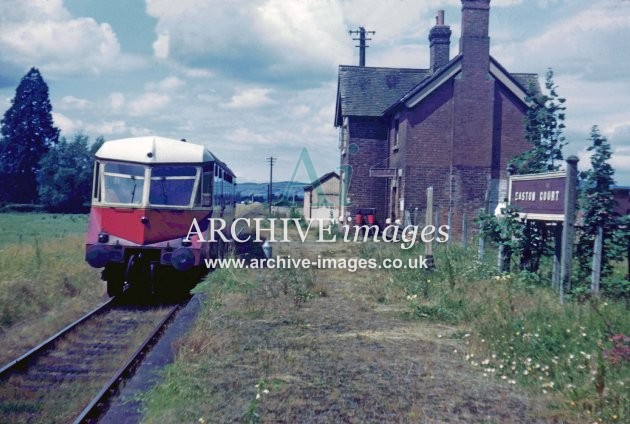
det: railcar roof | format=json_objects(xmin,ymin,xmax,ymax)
[{"xmin": 96, "ymin": 136, "xmax": 216, "ymax": 165}]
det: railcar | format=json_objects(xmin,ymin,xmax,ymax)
[{"xmin": 85, "ymin": 136, "xmax": 236, "ymax": 296}]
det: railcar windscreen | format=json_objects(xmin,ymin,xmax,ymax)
[
  {"xmin": 149, "ymin": 166, "xmax": 198, "ymax": 206},
  {"xmin": 102, "ymin": 163, "xmax": 145, "ymax": 205}
]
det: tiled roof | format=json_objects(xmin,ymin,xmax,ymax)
[
  {"xmin": 336, "ymin": 57, "xmax": 540, "ymax": 123},
  {"xmin": 336, "ymin": 66, "xmax": 430, "ymax": 124}
]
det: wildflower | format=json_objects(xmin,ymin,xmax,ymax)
[
  {"xmin": 582, "ymin": 333, "xmax": 587, "ymax": 337},
  {"xmin": 542, "ymin": 389, "xmax": 547, "ymax": 394},
  {"xmin": 523, "ymin": 370, "xmax": 529, "ymax": 375},
  {"xmin": 566, "ymin": 329, "xmax": 571, "ymax": 333},
  {"xmin": 199, "ymin": 419, "xmax": 206, "ymax": 424},
  {"xmin": 263, "ymin": 389, "xmax": 269, "ymax": 394},
  {"xmin": 501, "ymin": 375, "xmax": 507, "ymax": 380},
  {"xmin": 256, "ymin": 393, "xmax": 261, "ymax": 400},
  {"xmin": 453, "ymin": 349, "xmax": 458, "ymax": 353},
  {"xmin": 437, "ymin": 334, "xmax": 443, "ymax": 339},
  {"xmin": 509, "ymin": 379, "xmax": 516, "ymax": 385}
]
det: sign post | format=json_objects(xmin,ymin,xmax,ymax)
[
  {"xmin": 507, "ymin": 157, "xmax": 579, "ymax": 302},
  {"xmin": 560, "ymin": 156, "xmax": 579, "ymax": 303}
]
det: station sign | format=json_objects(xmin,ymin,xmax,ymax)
[
  {"xmin": 508, "ymin": 171, "xmax": 566, "ymax": 221},
  {"xmin": 369, "ymin": 167, "xmax": 397, "ymax": 178}
]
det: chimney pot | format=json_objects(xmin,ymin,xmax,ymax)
[
  {"xmin": 428, "ymin": 10, "xmax": 451, "ymax": 73},
  {"xmin": 437, "ymin": 10, "xmax": 445, "ymax": 26}
]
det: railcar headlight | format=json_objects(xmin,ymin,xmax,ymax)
[
  {"xmin": 171, "ymin": 247, "xmax": 195, "ymax": 271},
  {"xmin": 86, "ymin": 245, "xmax": 110, "ymax": 268},
  {"xmin": 98, "ymin": 233, "xmax": 109, "ymax": 243}
]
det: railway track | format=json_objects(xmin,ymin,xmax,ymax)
[{"xmin": 0, "ymin": 295, "xmax": 187, "ymax": 423}]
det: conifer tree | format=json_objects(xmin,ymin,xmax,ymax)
[
  {"xmin": 511, "ymin": 68, "xmax": 567, "ymax": 174},
  {"xmin": 576, "ymin": 126, "xmax": 621, "ymax": 281},
  {"xmin": 0, "ymin": 68, "xmax": 59, "ymax": 203}
]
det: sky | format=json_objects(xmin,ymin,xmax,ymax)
[{"xmin": 0, "ymin": 0, "xmax": 629, "ymax": 185}]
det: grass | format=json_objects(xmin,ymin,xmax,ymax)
[
  {"xmin": 0, "ymin": 213, "xmax": 104, "ymax": 365},
  {"xmin": 0, "ymin": 212, "xmax": 88, "ymax": 247},
  {"xmin": 141, "ymin": 235, "xmax": 549, "ymax": 423},
  {"xmin": 362, "ymin": 241, "xmax": 630, "ymax": 423}
]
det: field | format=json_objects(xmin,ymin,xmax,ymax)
[
  {"xmin": 136, "ymin": 223, "xmax": 627, "ymax": 423},
  {"xmin": 0, "ymin": 213, "xmax": 105, "ymax": 364}
]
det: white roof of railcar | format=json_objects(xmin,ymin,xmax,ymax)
[{"xmin": 96, "ymin": 136, "xmax": 216, "ymax": 165}]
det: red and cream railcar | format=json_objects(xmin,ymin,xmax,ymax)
[{"xmin": 85, "ymin": 136, "xmax": 235, "ymax": 296}]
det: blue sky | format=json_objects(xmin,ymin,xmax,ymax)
[{"xmin": 1, "ymin": 0, "xmax": 629, "ymax": 184}]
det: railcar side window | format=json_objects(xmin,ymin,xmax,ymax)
[
  {"xmin": 201, "ymin": 165, "xmax": 213, "ymax": 207},
  {"xmin": 102, "ymin": 163, "xmax": 145, "ymax": 205},
  {"xmin": 149, "ymin": 166, "xmax": 198, "ymax": 206},
  {"xmin": 92, "ymin": 162, "xmax": 101, "ymax": 201}
]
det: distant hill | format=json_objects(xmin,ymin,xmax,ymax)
[{"xmin": 236, "ymin": 181, "xmax": 307, "ymax": 200}]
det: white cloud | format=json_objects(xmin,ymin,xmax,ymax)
[
  {"xmin": 60, "ymin": 95, "xmax": 91, "ymax": 110},
  {"xmin": 223, "ymin": 88, "xmax": 275, "ymax": 109},
  {"xmin": 109, "ymin": 92, "xmax": 125, "ymax": 112},
  {"xmin": 0, "ymin": 0, "xmax": 143, "ymax": 79},
  {"xmin": 146, "ymin": 0, "xmax": 351, "ymax": 84},
  {"xmin": 182, "ymin": 67, "xmax": 214, "ymax": 78},
  {"xmin": 128, "ymin": 92, "xmax": 171, "ymax": 116},
  {"xmin": 153, "ymin": 32, "xmax": 170, "ymax": 59},
  {"xmin": 226, "ymin": 128, "xmax": 274, "ymax": 146},
  {"xmin": 87, "ymin": 120, "xmax": 128, "ymax": 136},
  {"xmin": 52, "ymin": 111, "xmax": 82, "ymax": 135},
  {"xmin": 493, "ymin": 2, "xmax": 630, "ymax": 80},
  {"xmin": 146, "ymin": 76, "xmax": 186, "ymax": 92}
]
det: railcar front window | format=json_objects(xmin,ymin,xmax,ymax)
[
  {"xmin": 149, "ymin": 166, "xmax": 197, "ymax": 206},
  {"xmin": 102, "ymin": 163, "xmax": 145, "ymax": 205}
]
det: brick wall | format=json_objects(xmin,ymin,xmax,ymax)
[{"xmin": 344, "ymin": 116, "xmax": 389, "ymax": 224}]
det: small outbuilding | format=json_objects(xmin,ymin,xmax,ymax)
[{"xmin": 303, "ymin": 172, "xmax": 340, "ymax": 220}]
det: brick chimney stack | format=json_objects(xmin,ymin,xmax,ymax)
[
  {"xmin": 459, "ymin": 0, "xmax": 491, "ymax": 78},
  {"xmin": 428, "ymin": 10, "xmax": 451, "ymax": 73}
]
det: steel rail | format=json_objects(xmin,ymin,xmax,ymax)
[
  {"xmin": 0, "ymin": 297, "xmax": 116, "ymax": 379},
  {"xmin": 72, "ymin": 301, "xmax": 185, "ymax": 424}
]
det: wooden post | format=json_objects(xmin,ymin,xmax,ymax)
[
  {"xmin": 552, "ymin": 223, "xmax": 562, "ymax": 290},
  {"xmin": 560, "ymin": 156, "xmax": 579, "ymax": 303},
  {"xmin": 591, "ymin": 225, "xmax": 603, "ymax": 297},
  {"xmin": 498, "ymin": 243, "xmax": 505, "ymax": 273},
  {"xmin": 478, "ymin": 187, "xmax": 490, "ymax": 261},
  {"xmin": 447, "ymin": 210, "xmax": 452, "ymax": 246},
  {"xmin": 462, "ymin": 213, "xmax": 468, "ymax": 250},
  {"xmin": 425, "ymin": 187, "xmax": 435, "ymax": 270}
]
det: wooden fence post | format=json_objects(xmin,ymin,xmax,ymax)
[
  {"xmin": 591, "ymin": 225, "xmax": 603, "ymax": 297},
  {"xmin": 462, "ymin": 214, "xmax": 468, "ymax": 250},
  {"xmin": 552, "ymin": 223, "xmax": 562, "ymax": 290},
  {"xmin": 425, "ymin": 187, "xmax": 435, "ymax": 270}
]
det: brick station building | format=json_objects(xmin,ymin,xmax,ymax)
[{"xmin": 335, "ymin": 0, "xmax": 540, "ymax": 236}]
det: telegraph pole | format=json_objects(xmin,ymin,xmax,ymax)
[
  {"xmin": 266, "ymin": 156, "xmax": 276, "ymax": 214},
  {"xmin": 349, "ymin": 27, "xmax": 375, "ymax": 67}
]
